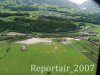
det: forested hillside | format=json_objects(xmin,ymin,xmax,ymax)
[
  {"xmin": 0, "ymin": 0, "xmax": 100, "ymax": 34},
  {"xmin": 0, "ymin": 0, "xmax": 77, "ymax": 7},
  {"xmin": 0, "ymin": 15, "xmax": 77, "ymax": 33},
  {"xmin": 0, "ymin": 0, "xmax": 79, "ymax": 33}
]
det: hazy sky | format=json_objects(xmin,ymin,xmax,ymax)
[{"xmin": 69, "ymin": 0, "xmax": 88, "ymax": 5}]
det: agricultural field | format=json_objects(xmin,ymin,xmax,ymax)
[
  {"xmin": 83, "ymin": 23, "xmax": 100, "ymax": 32},
  {"xmin": 0, "ymin": 39, "xmax": 97, "ymax": 75},
  {"xmin": 89, "ymin": 25, "xmax": 100, "ymax": 32}
]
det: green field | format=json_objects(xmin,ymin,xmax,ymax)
[
  {"xmin": 85, "ymin": 23, "xmax": 100, "ymax": 32},
  {"xmin": 89, "ymin": 36, "xmax": 100, "ymax": 40},
  {"xmin": 77, "ymin": 40, "xmax": 99, "ymax": 63},
  {"xmin": 0, "ymin": 41, "xmax": 97, "ymax": 75},
  {"xmin": 89, "ymin": 25, "xmax": 100, "ymax": 32}
]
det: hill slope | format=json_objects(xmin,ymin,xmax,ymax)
[{"xmin": 0, "ymin": 0, "xmax": 78, "ymax": 7}]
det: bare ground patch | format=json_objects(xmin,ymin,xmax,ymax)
[{"xmin": 16, "ymin": 38, "xmax": 52, "ymax": 44}]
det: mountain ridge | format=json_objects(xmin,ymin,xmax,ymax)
[
  {"xmin": 0, "ymin": 0, "xmax": 78, "ymax": 8},
  {"xmin": 0, "ymin": 0, "xmax": 99, "ymax": 9}
]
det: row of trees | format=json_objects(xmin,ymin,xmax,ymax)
[
  {"xmin": 5, "ymin": 5, "xmax": 39, "ymax": 11},
  {"xmin": 0, "ymin": 12, "xmax": 29, "ymax": 17}
]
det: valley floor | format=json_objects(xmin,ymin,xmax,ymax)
[{"xmin": 0, "ymin": 38, "xmax": 98, "ymax": 75}]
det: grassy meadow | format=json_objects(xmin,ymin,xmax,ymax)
[{"xmin": 0, "ymin": 41, "xmax": 97, "ymax": 75}]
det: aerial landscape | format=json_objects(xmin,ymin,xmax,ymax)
[{"xmin": 0, "ymin": 0, "xmax": 100, "ymax": 75}]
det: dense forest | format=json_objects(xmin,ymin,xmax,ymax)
[
  {"xmin": 70, "ymin": 12, "xmax": 100, "ymax": 25},
  {"xmin": 0, "ymin": 14, "xmax": 77, "ymax": 33}
]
